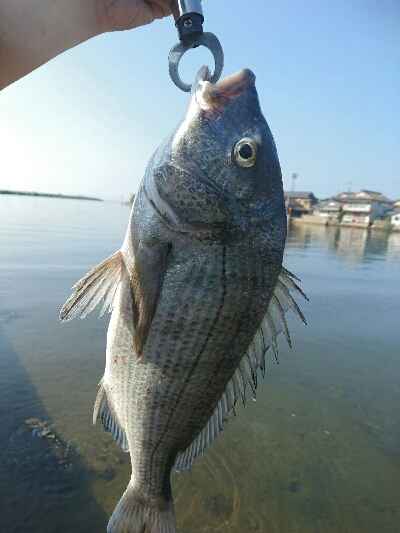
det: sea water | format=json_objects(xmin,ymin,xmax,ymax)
[{"xmin": 0, "ymin": 195, "xmax": 399, "ymax": 533}]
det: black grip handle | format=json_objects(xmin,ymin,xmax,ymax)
[
  {"xmin": 175, "ymin": 12, "xmax": 204, "ymax": 42},
  {"xmin": 168, "ymin": 0, "xmax": 204, "ymax": 42}
]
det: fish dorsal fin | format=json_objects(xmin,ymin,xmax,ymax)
[
  {"xmin": 174, "ymin": 266, "xmax": 308, "ymax": 473},
  {"xmin": 60, "ymin": 251, "xmax": 125, "ymax": 321}
]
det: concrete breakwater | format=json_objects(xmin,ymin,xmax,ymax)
[{"xmin": 290, "ymin": 215, "xmax": 399, "ymax": 231}]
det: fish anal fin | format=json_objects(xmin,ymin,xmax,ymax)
[
  {"xmin": 60, "ymin": 251, "xmax": 124, "ymax": 322},
  {"xmin": 130, "ymin": 241, "xmax": 171, "ymax": 358},
  {"xmin": 174, "ymin": 266, "xmax": 307, "ymax": 473},
  {"xmin": 93, "ymin": 379, "xmax": 129, "ymax": 452}
]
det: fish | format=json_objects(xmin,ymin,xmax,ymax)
[{"xmin": 60, "ymin": 66, "xmax": 307, "ymax": 533}]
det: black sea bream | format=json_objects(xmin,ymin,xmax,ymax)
[{"xmin": 60, "ymin": 67, "xmax": 306, "ymax": 533}]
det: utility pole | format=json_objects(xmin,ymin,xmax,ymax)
[
  {"xmin": 291, "ymin": 173, "xmax": 298, "ymax": 192},
  {"xmin": 286, "ymin": 173, "xmax": 298, "ymax": 229}
]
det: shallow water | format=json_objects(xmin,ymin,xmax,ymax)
[{"xmin": 0, "ymin": 196, "xmax": 399, "ymax": 533}]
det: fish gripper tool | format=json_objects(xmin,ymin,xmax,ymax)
[{"xmin": 167, "ymin": 0, "xmax": 224, "ymax": 92}]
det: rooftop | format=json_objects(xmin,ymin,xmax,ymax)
[
  {"xmin": 334, "ymin": 189, "xmax": 393, "ymax": 203},
  {"xmin": 314, "ymin": 199, "xmax": 342, "ymax": 211},
  {"xmin": 284, "ymin": 191, "xmax": 316, "ymax": 200},
  {"xmin": 286, "ymin": 199, "xmax": 309, "ymax": 211}
]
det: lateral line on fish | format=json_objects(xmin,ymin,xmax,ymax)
[
  {"xmin": 175, "ymin": 266, "xmax": 308, "ymax": 471},
  {"xmin": 148, "ymin": 245, "xmax": 227, "ymax": 488}
]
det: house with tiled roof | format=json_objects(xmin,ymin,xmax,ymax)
[
  {"xmin": 393, "ymin": 199, "xmax": 400, "ymax": 214},
  {"xmin": 333, "ymin": 190, "xmax": 393, "ymax": 227},
  {"xmin": 284, "ymin": 191, "xmax": 317, "ymax": 217},
  {"xmin": 313, "ymin": 199, "xmax": 342, "ymax": 219},
  {"xmin": 391, "ymin": 200, "xmax": 400, "ymax": 230}
]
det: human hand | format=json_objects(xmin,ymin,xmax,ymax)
[
  {"xmin": 96, "ymin": 0, "xmax": 172, "ymax": 33},
  {"xmin": 1, "ymin": 0, "xmax": 172, "ymax": 90}
]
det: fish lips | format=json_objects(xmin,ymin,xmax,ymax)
[
  {"xmin": 193, "ymin": 67, "xmax": 257, "ymax": 121},
  {"xmin": 204, "ymin": 84, "xmax": 262, "ymax": 140}
]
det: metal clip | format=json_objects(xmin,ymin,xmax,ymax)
[{"xmin": 167, "ymin": 0, "xmax": 224, "ymax": 92}]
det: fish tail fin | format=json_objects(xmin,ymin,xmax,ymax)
[{"xmin": 108, "ymin": 482, "xmax": 178, "ymax": 533}]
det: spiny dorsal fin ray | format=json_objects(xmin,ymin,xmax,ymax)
[
  {"xmin": 174, "ymin": 266, "xmax": 307, "ymax": 473},
  {"xmin": 60, "ymin": 251, "xmax": 124, "ymax": 321},
  {"xmin": 278, "ymin": 267, "xmax": 309, "ymax": 308},
  {"xmin": 274, "ymin": 279, "xmax": 307, "ymax": 325},
  {"xmin": 270, "ymin": 294, "xmax": 291, "ymax": 347},
  {"xmin": 261, "ymin": 311, "xmax": 279, "ymax": 362}
]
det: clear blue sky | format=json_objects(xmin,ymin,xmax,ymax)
[{"xmin": 1, "ymin": 0, "xmax": 399, "ymax": 201}]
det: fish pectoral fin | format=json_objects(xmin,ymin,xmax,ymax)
[
  {"xmin": 131, "ymin": 241, "xmax": 171, "ymax": 358},
  {"xmin": 60, "ymin": 251, "xmax": 125, "ymax": 322},
  {"xmin": 93, "ymin": 379, "xmax": 129, "ymax": 452},
  {"xmin": 174, "ymin": 266, "xmax": 308, "ymax": 473}
]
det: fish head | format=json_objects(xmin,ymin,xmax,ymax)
[{"xmin": 150, "ymin": 67, "xmax": 286, "ymax": 239}]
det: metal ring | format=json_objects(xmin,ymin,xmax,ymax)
[{"xmin": 168, "ymin": 32, "xmax": 224, "ymax": 92}]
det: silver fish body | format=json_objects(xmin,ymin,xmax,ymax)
[{"xmin": 60, "ymin": 67, "xmax": 306, "ymax": 533}]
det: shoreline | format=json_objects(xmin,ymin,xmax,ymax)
[
  {"xmin": 289, "ymin": 216, "xmax": 400, "ymax": 232},
  {"xmin": 0, "ymin": 190, "xmax": 102, "ymax": 202}
]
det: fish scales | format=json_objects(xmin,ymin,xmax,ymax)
[
  {"xmin": 60, "ymin": 66, "xmax": 307, "ymax": 533},
  {"xmin": 108, "ymin": 238, "xmax": 274, "ymax": 503},
  {"xmin": 143, "ymin": 243, "xmax": 266, "ymax": 443}
]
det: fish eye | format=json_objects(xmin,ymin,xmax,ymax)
[{"xmin": 233, "ymin": 137, "xmax": 257, "ymax": 167}]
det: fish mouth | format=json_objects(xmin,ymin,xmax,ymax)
[{"xmin": 193, "ymin": 67, "xmax": 256, "ymax": 121}]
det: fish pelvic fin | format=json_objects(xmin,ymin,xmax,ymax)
[
  {"xmin": 93, "ymin": 379, "xmax": 129, "ymax": 452},
  {"xmin": 108, "ymin": 482, "xmax": 178, "ymax": 533},
  {"xmin": 174, "ymin": 266, "xmax": 307, "ymax": 473},
  {"xmin": 60, "ymin": 251, "xmax": 125, "ymax": 322}
]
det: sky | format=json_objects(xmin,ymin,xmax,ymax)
[{"xmin": 1, "ymin": 0, "xmax": 399, "ymax": 202}]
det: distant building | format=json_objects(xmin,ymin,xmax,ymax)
[
  {"xmin": 313, "ymin": 199, "xmax": 342, "ymax": 219},
  {"xmin": 284, "ymin": 191, "xmax": 317, "ymax": 218},
  {"xmin": 333, "ymin": 190, "xmax": 393, "ymax": 227},
  {"xmin": 393, "ymin": 199, "xmax": 400, "ymax": 214},
  {"xmin": 284, "ymin": 191, "xmax": 318, "ymax": 209},
  {"xmin": 391, "ymin": 213, "xmax": 400, "ymax": 229},
  {"xmin": 392, "ymin": 201, "xmax": 400, "ymax": 229}
]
